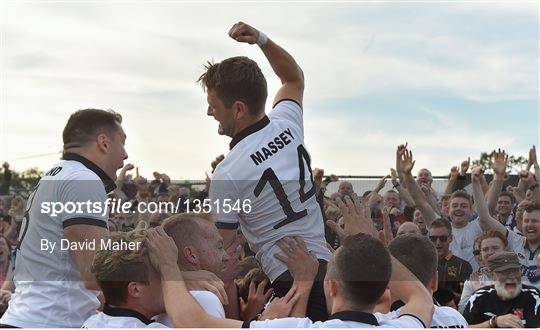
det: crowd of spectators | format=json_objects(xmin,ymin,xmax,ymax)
[{"xmin": 0, "ymin": 142, "xmax": 538, "ymax": 327}]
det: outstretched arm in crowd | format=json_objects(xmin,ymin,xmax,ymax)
[
  {"xmin": 397, "ymin": 147, "xmax": 439, "ymax": 228},
  {"xmin": 147, "ymin": 228, "xmax": 244, "ymax": 328},
  {"xmin": 444, "ymin": 166, "xmax": 459, "ymax": 196},
  {"xmin": 471, "ymin": 167, "xmax": 507, "ymax": 235},
  {"xmin": 275, "ymin": 236, "xmax": 319, "ymax": 317},
  {"xmin": 329, "ymin": 195, "xmax": 378, "ymax": 240},
  {"xmin": 389, "ymin": 257, "xmax": 434, "ymax": 328},
  {"xmin": 485, "ymin": 149, "xmax": 507, "ymax": 215},
  {"xmin": 390, "ymin": 168, "xmax": 415, "ymax": 207},
  {"xmin": 229, "ymin": 22, "xmax": 304, "ymax": 107}
]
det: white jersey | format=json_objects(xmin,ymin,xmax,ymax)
[
  {"xmin": 376, "ymin": 305, "xmax": 468, "ymax": 328},
  {"xmin": 154, "ymin": 290, "xmax": 225, "ymax": 326},
  {"xmin": 450, "ymin": 220, "xmax": 482, "ymax": 270},
  {"xmin": 82, "ymin": 305, "xmax": 167, "ymax": 328},
  {"xmin": 210, "ymin": 100, "xmax": 330, "ymax": 281},
  {"xmin": 247, "ymin": 311, "xmax": 425, "ymax": 328},
  {"xmin": 1, "ymin": 153, "xmax": 112, "ymax": 328},
  {"xmin": 506, "ymin": 229, "xmax": 540, "ymax": 289}
]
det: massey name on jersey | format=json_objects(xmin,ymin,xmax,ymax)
[{"xmin": 250, "ymin": 128, "xmax": 295, "ymax": 166}]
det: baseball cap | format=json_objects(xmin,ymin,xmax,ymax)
[{"xmin": 487, "ymin": 251, "xmax": 521, "ymax": 273}]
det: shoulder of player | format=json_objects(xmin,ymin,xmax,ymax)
[
  {"xmin": 434, "ymin": 305, "xmax": 468, "ymax": 324},
  {"xmin": 189, "ymin": 290, "xmax": 222, "ymax": 303},
  {"xmin": 55, "ymin": 160, "xmax": 102, "ymax": 181}
]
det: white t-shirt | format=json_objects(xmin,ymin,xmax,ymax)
[
  {"xmin": 450, "ymin": 220, "xmax": 482, "ymax": 270},
  {"xmin": 82, "ymin": 305, "xmax": 167, "ymax": 328},
  {"xmin": 154, "ymin": 290, "xmax": 225, "ymax": 326},
  {"xmin": 376, "ymin": 305, "xmax": 468, "ymax": 328},
  {"xmin": 506, "ymin": 230, "xmax": 540, "ymax": 289},
  {"xmin": 1, "ymin": 154, "xmax": 112, "ymax": 327},
  {"xmin": 247, "ymin": 311, "xmax": 424, "ymax": 328},
  {"xmin": 210, "ymin": 100, "xmax": 330, "ymax": 281}
]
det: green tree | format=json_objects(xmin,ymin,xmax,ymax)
[
  {"xmin": 472, "ymin": 151, "xmax": 528, "ymax": 174},
  {"xmin": 0, "ymin": 167, "xmax": 43, "ymax": 191}
]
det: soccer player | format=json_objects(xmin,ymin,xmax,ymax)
[
  {"xmin": 145, "ymin": 227, "xmax": 434, "ymax": 328},
  {"xmin": 0, "ymin": 109, "xmax": 127, "ymax": 327},
  {"xmin": 200, "ymin": 21, "xmax": 331, "ymax": 321}
]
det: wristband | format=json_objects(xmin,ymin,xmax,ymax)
[{"xmin": 256, "ymin": 31, "xmax": 268, "ymax": 46}]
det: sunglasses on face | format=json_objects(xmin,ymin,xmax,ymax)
[{"xmin": 429, "ymin": 235, "xmax": 449, "ymax": 243}]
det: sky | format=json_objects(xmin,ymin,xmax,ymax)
[{"xmin": 0, "ymin": 0, "xmax": 538, "ymax": 180}]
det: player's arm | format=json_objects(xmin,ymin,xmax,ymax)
[
  {"xmin": 390, "ymin": 256, "xmax": 434, "ymax": 328},
  {"xmin": 64, "ymin": 224, "xmax": 108, "ymax": 290},
  {"xmin": 228, "ymin": 22, "xmax": 304, "ymax": 107},
  {"xmin": 147, "ymin": 227, "xmax": 242, "ymax": 328},
  {"xmin": 60, "ymin": 178, "xmax": 109, "ymax": 290}
]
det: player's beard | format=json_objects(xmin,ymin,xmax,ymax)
[{"xmin": 495, "ymin": 280, "xmax": 522, "ymax": 300}]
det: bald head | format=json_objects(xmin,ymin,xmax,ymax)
[{"xmin": 396, "ymin": 222, "xmax": 421, "ymax": 236}]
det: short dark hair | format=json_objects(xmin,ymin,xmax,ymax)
[
  {"xmin": 331, "ymin": 233, "xmax": 391, "ymax": 307},
  {"xmin": 524, "ymin": 203, "xmax": 540, "ymax": 213},
  {"xmin": 498, "ymin": 191, "xmax": 515, "ymax": 204},
  {"xmin": 429, "ymin": 218, "xmax": 452, "ymax": 234},
  {"xmin": 62, "ymin": 109, "xmax": 122, "ymax": 151},
  {"xmin": 197, "ymin": 56, "xmax": 268, "ymax": 115},
  {"xmin": 388, "ymin": 234, "xmax": 437, "ymax": 287},
  {"xmin": 450, "ymin": 190, "xmax": 472, "ymax": 206}
]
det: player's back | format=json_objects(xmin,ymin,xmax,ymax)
[
  {"xmin": 210, "ymin": 100, "xmax": 330, "ymax": 281},
  {"xmin": 1, "ymin": 155, "xmax": 108, "ymax": 327}
]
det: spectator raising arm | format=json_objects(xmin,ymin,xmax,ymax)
[
  {"xmin": 471, "ymin": 167, "xmax": 507, "ymax": 235},
  {"xmin": 390, "ymin": 168, "xmax": 415, "ymax": 207},
  {"xmin": 485, "ymin": 149, "xmax": 508, "ymax": 215},
  {"xmin": 444, "ymin": 166, "xmax": 459, "ymax": 195},
  {"xmin": 275, "ymin": 236, "xmax": 319, "ymax": 317},
  {"xmin": 398, "ymin": 147, "xmax": 439, "ymax": 228}
]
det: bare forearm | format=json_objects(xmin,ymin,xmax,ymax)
[
  {"xmin": 485, "ymin": 178, "xmax": 504, "ymax": 215},
  {"xmin": 260, "ymin": 39, "xmax": 303, "ymax": 85},
  {"xmin": 389, "ymin": 257, "xmax": 433, "ymax": 327},
  {"xmin": 472, "ymin": 180, "xmax": 505, "ymax": 233},
  {"xmin": 403, "ymin": 174, "xmax": 438, "ymax": 227},
  {"xmin": 396, "ymin": 186, "xmax": 415, "ymax": 208},
  {"xmin": 224, "ymin": 283, "xmax": 240, "ymax": 320},
  {"xmin": 444, "ymin": 178, "xmax": 457, "ymax": 195},
  {"xmin": 290, "ymin": 282, "xmax": 313, "ymax": 317}
]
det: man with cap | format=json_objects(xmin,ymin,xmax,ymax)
[{"xmin": 463, "ymin": 251, "xmax": 540, "ymax": 328}]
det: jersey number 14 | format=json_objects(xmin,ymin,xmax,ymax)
[{"xmin": 254, "ymin": 144, "xmax": 316, "ymax": 229}]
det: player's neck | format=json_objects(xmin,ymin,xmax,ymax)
[
  {"xmin": 231, "ymin": 113, "xmax": 266, "ymax": 138},
  {"xmin": 106, "ymin": 302, "xmax": 155, "ymax": 320},
  {"xmin": 331, "ymin": 299, "xmax": 374, "ymax": 316},
  {"xmin": 63, "ymin": 148, "xmax": 113, "ymax": 179}
]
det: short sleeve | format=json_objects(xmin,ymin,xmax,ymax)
[
  {"xmin": 190, "ymin": 291, "xmax": 225, "ymax": 318},
  {"xmin": 58, "ymin": 173, "xmax": 108, "ymax": 229},
  {"xmin": 380, "ymin": 314, "xmax": 425, "ymax": 328},
  {"xmin": 268, "ymin": 99, "xmax": 303, "ymax": 134},
  {"xmin": 209, "ymin": 169, "xmax": 241, "ymax": 229},
  {"xmin": 248, "ymin": 317, "xmax": 313, "ymax": 328}
]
